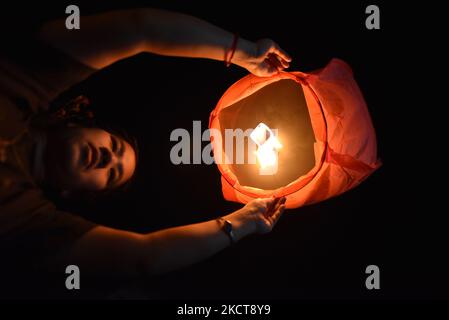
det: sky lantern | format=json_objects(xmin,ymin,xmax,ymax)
[{"xmin": 209, "ymin": 58, "xmax": 381, "ymax": 209}]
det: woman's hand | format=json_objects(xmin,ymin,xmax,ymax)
[
  {"xmin": 244, "ymin": 196, "xmax": 286, "ymax": 234},
  {"xmin": 224, "ymin": 196, "xmax": 286, "ymax": 241},
  {"xmin": 233, "ymin": 39, "xmax": 292, "ymax": 77}
]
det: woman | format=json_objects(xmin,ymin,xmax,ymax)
[{"xmin": 0, "ymin": 8, "xmax": 289, "ymax": 277}]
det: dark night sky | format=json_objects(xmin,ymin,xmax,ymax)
[{"xmin": 0, "ymin": 1, "xmax": 446, "ymax": 299}]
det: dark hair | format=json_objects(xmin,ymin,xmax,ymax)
[{"xmin": 34, "ymin": 95, "xmax": 139, "ymax": 202}]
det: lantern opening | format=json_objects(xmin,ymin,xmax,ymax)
[{"xmin": 216, "ymin": 79, "xmax": 316, "ymax": 190}]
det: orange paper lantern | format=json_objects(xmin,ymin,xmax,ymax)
[{"xmin": 209, "ymin": 59, "xmax": 381, "ymax": 208}]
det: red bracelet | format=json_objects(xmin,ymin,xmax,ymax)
[{"xmin": 224, "ymin": 33, "xmax": 239, "ymax": 67}]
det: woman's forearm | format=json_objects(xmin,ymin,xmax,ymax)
[
  {"xmin": 137, "ymin": 8, "xmax": 254, "ymax": 67},
  {"xmin": 142, "ymin": 211, "xmax": 255, "ymax": 275},
  {"xmin": 39, "ymin": 8, "xmax": 289, "ymax": 75},
  {"xmin": 62, "ymin": 198, "xmax": 284, "ymax": 277}
]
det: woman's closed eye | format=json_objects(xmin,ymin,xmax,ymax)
[{"xmin": 110, "ymin": 135, "xmax": 118, "ymax": 153}]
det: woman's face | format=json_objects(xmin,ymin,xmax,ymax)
[{"xmin": 45, "ymin": 126, "xmax": 136, "ymax": 192}]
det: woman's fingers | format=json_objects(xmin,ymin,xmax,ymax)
[
  {"xmin": 274, "ymin": 196, "xmax": 286, "ymax": 210},
  {"xmin": 253, "ymin": 39, "xmax": 291, "ymax": 76},
  {"xmin": 265, "ymin": 206, "xmax": 283, "ymax": 228},
  {"xmin": 268, "ymin": 52, "xmax": 290, "ymax": 69},
  {"xmin": 273, "ymin": 204, "xmax": 285, "ymax": 224},
  {"xmin": 254, "ymin": 196, "xmax": 286, "ymax": 233},
  {"xmin": 273, "ymin": 197, "xmax": 286, "ymax": 220},
  {"xmin": 260, "ymin": 60, "xmax": 278, "ymax": 76},
  {"xmin": 264, "ymin": 52, "xmax": 290, "ymax": 70},
  {"xmin": 257, "ymin": 197, "xmax": 286, "ymax": 227},
  {"xmin": 265, "ymin": 197, "xmax": 280, "ymax": 216},
  {"xmin": 266, "ymin": 54, "xmax": 284, "ymax": 70},
  {"xmin": 270, "ymin": 42, "xmax": 292, "ymax": 63},
  {"xmin": 266, "ymin": 197, "xmax": 285, "ymax": 217},
  {"xmin": 280, "ymin": 196, "xmax": 286, "ymax": 205},
  {"xmin": 267, "ymin": 203, "xmax": 285, "ymax": 227},
  {"xmin": 277, "ymin": 57, "xmax": 290, "ymax": 69},
  {"xmin": 254, "ymin": 197, "xmax": 276, "ymax": 214}
]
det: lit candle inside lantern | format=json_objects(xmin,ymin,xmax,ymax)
[{"xmin": 250, "ymin": 123, "xmax": 282, "ymax": 175}]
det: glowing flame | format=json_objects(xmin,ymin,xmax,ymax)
[{"xmin": 250, "ymin": 123, "xmax": 282, "ymax": 174}]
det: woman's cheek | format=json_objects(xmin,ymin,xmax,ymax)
[{"xmin": 77, "ymin": 171, "xmax": 105, "ymax": 191}]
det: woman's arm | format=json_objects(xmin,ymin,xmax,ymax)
[
  {"xmin": 38, "ymin": 8, "xmax": 291, "ymax": 76},
  {"xmin": 64, "ymin": 197, "xmax": 286, "ymax": 277}
]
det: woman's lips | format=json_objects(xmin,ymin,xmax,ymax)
[{"xmin": 85, "ymin": 143, "xmax": 99, "ymax": 170}]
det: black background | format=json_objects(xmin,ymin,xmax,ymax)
[{"xmin": 1, "ymin": 0, "xmax": 446, "ymax": 300}]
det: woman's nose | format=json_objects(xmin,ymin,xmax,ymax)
[{"xmin": 97, "ymin": 146, "xmax": 112, "ymax": 168}]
